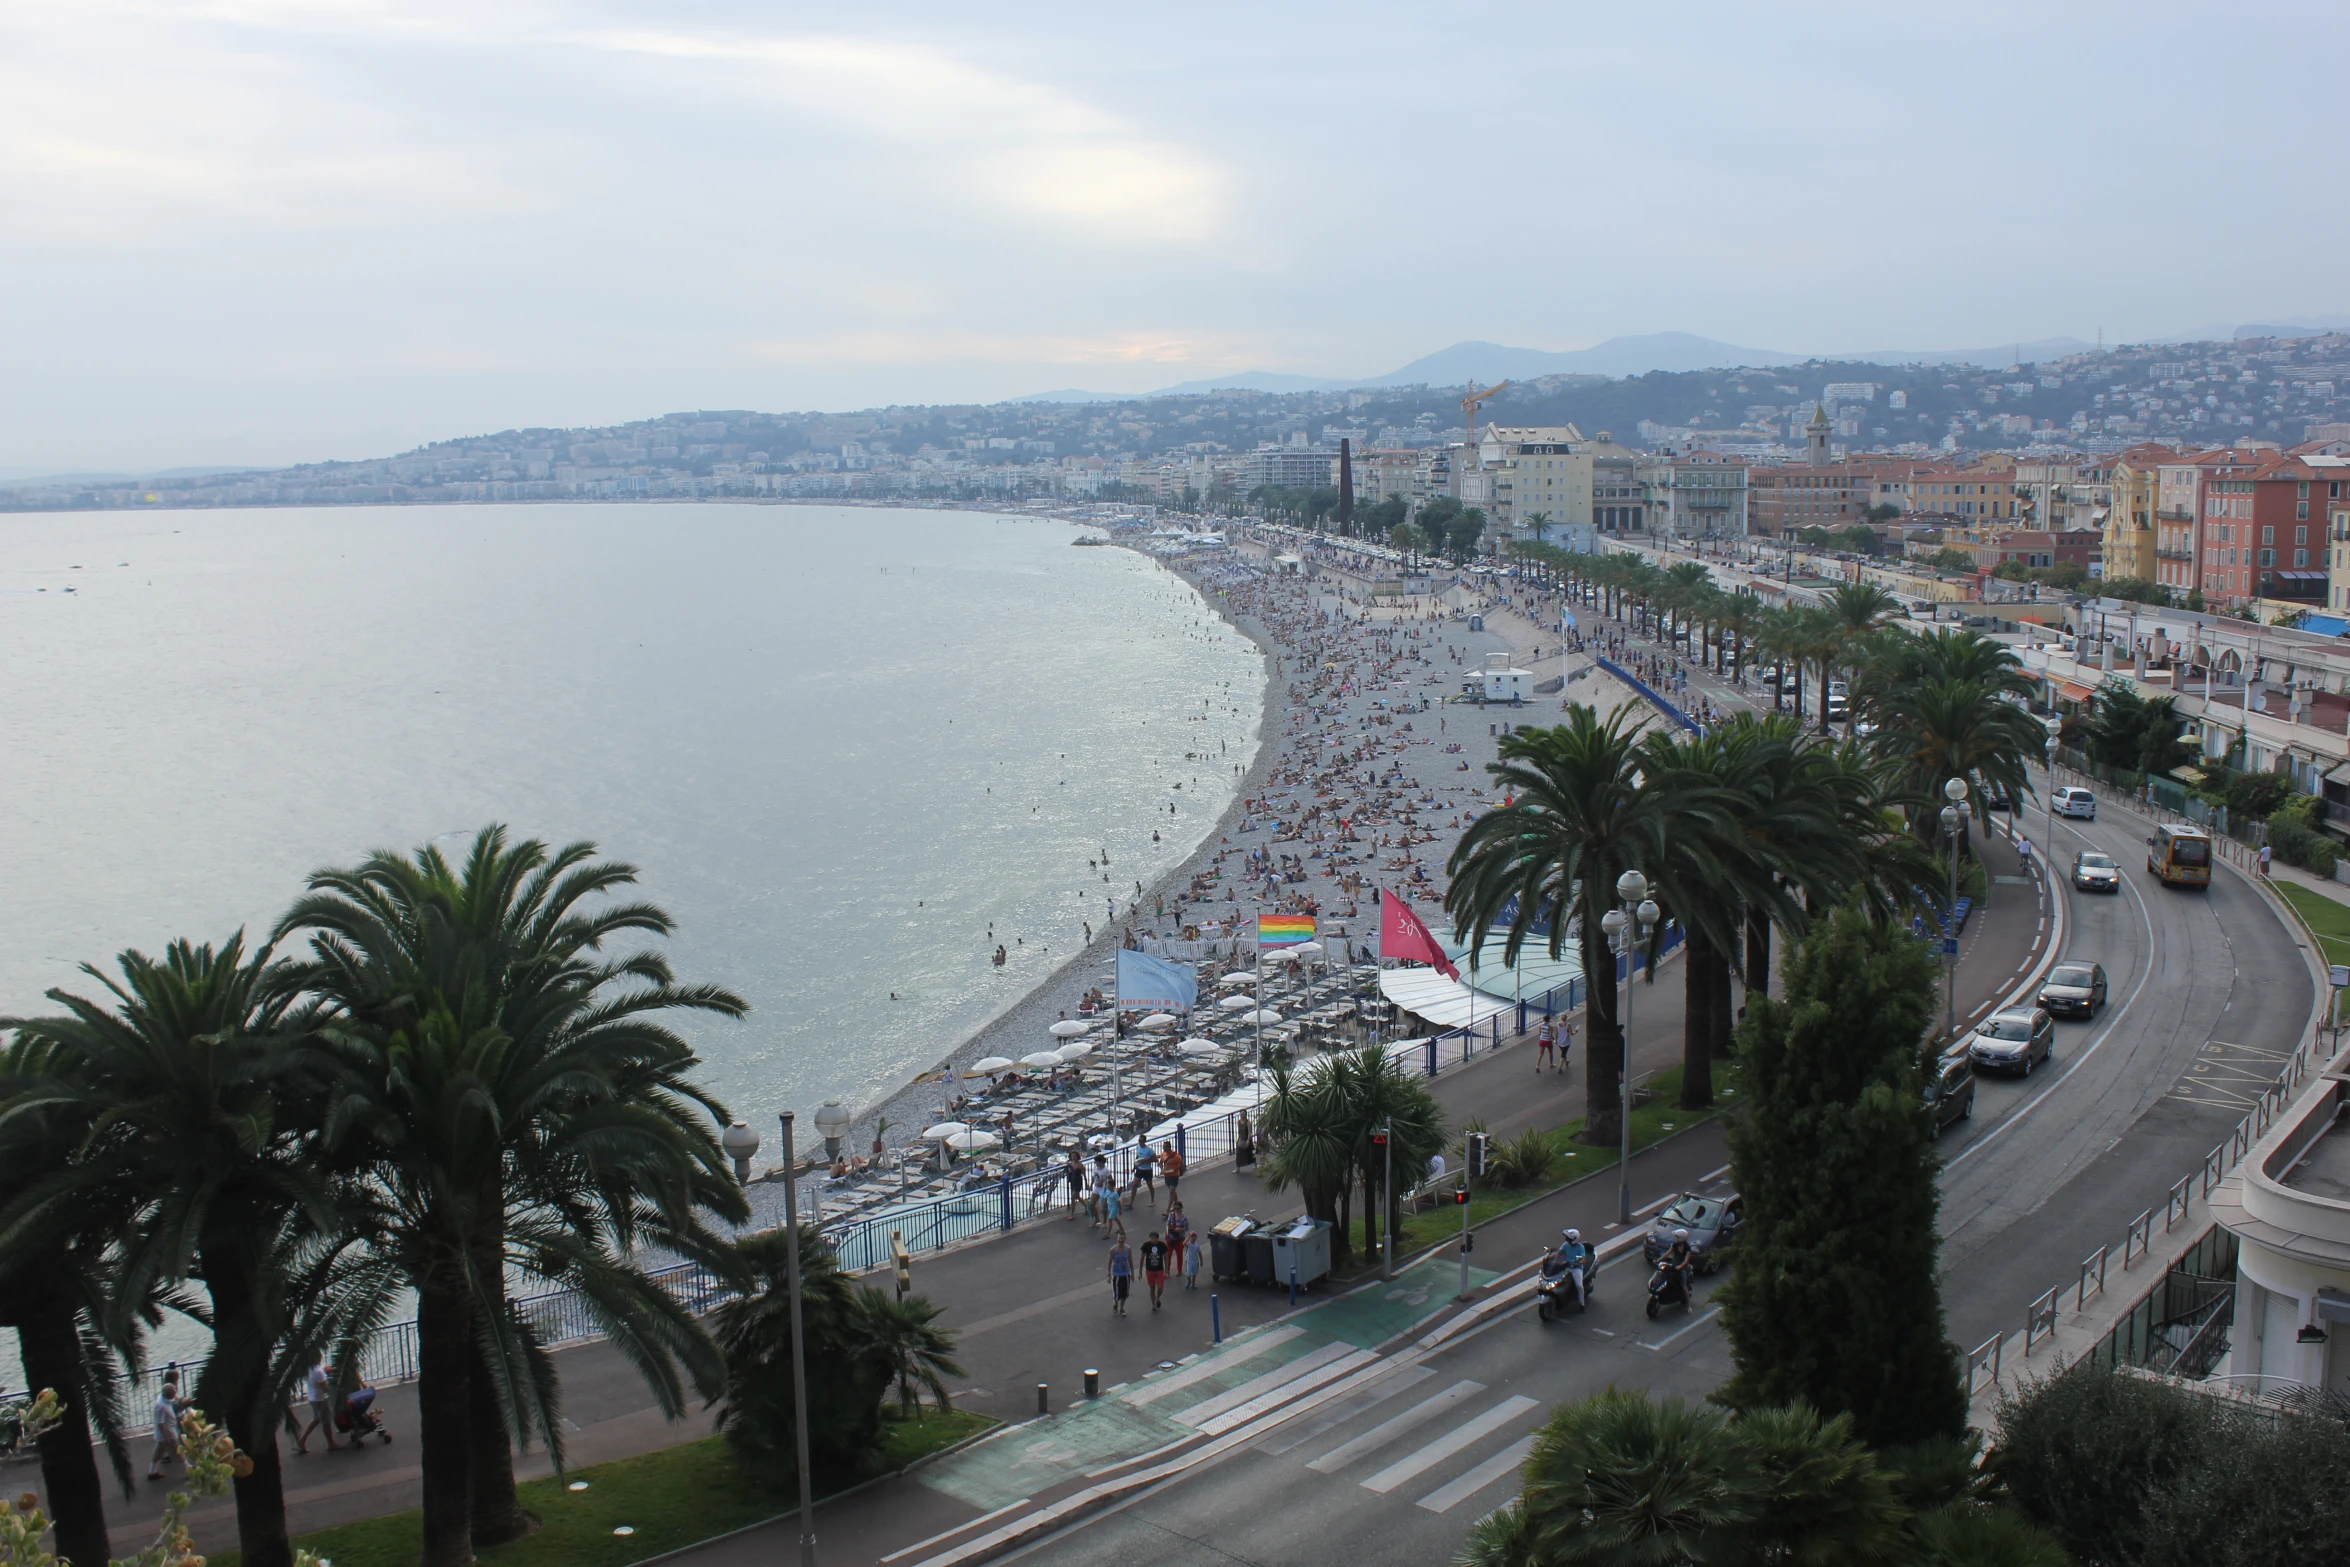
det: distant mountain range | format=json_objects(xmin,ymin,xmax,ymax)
[
  {"xmin": 1013, "ymin": 319, "xmax": 2350, "ymax": 403},
  {"xmin": 0, "ymin": 463, "xmax": 266, "ymax": 485}
]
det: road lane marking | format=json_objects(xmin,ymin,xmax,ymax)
[
  {"xmin": 1361, "ymin": 1396, "xmax": 1540, "ymax": 1494},
  {"xmin": 1639, "ymin": 1305, "xmax": 1722, "ymax": 1351},
  {"xmin": 1182, "ymin": 1345, "xmax": 1375, "ymax": 1431},
  {"xmin": 1308, "ymin": 1380, "xmax": 1484, "ymax": 1473},
  {"xmin": 1416, "ymin": 1435, "xmax": 1537, "ymax": 1514}
]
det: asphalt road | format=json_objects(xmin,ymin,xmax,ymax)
[{"xmin": 999, "ymin": 770, "xmax": 2322, "ymax": 1567}]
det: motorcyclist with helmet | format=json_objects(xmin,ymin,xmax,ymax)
[
  {"xmin": 1547, "ymin": 1228, "xmax": 1592, "ymax": 1306},
  {"xmin": 1655, "ymin": 1227, "xmax": 1695, "ymax": 1308}
]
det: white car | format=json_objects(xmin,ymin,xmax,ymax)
[{"xmin": 2051, "ymin": 786, "xmax": 2097, "ymax": 820}]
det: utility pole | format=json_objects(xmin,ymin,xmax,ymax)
[
  {"xmin": 779, "ymin": 1113, "xmax": 818, "ymax": 1567},
  {"xmin": 1377, "ymin": 1121, "xmax": 1394, "ymax": 1281},
  {"xmin": 1601, "ymin": 871, "xmax": 1658, "ymax": 1226}
]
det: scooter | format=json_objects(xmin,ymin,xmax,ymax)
[
  {"xmin": 1645, "ymin": 1262, "xmax": 1693, "ymax": 1320},
  {"xmin": 1534, "ymin": 1250, "xmax": 1594, "ymax": 1321}
]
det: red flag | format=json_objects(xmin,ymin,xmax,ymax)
[{"xmin": 1381, "ymin": 892, "xmax": 1459, "ymax": 980}]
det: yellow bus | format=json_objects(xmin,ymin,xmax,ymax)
[{"xmin": 2145, "ymin": 824, "xmax": 2213, "ymax": 889}]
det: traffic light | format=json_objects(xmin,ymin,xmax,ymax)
[
  {"xmin": 1465, "ymin": 1131, "xmax": 1488, "ymax": 1179},
  {"xmin": 1370, "ymin": 1127, "xmax": 1388, "ymax": 1148},
  {"xmin": 1452, "ymin": 1186, "xmax": 1470, "ymax": 1205}
]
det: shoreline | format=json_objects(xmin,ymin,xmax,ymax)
[{"xmin": 853, "ymin": 538, "xmax": 1293, "ymax": 1150}]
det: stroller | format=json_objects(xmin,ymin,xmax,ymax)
[{"xmin": 334, "ymin": 1385, "xmax": 392, "ymax": 1447}]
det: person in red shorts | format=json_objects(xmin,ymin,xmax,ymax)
[{"xmin": 1140, "ymin": 1229, "xmax": 1171, "ymax": 1311}]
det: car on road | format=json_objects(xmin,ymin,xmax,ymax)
[
  {"xmin": 1925, "ymin": 1049, "xmax": 1976, "ymax": 1135},
  {"xmin": 1641, "ymin": 1191, "xmax": 1743, "ymax": 1274},
  {"xmin": 1968, "ymin": 1006, "xmax": 2056, "ymax": 1075},
  {"xmin": 2072, "ymin": 850, "xmax": 2121, "ymax": 892},
  {"xmin": 2037, "ymin": 961, "xmax": 2109, "ymax": 1019},
  {"xmin": 2052, "ymin": 786, "xmax": 2097, "ymax": 819}
]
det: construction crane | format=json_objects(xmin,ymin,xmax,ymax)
[{"xmin": 1460, "ymin": 380, "xmax": 1509, "ymax": 445}]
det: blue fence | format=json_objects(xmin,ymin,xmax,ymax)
[{"xmin": 1592, "ymin": 654, "xmax": 1702, "ymax": 734}]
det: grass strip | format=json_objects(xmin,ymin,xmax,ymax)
[
  {"xmin": 2271, "ymin": 881, "xmax": 2350, "ymax": 1030},
  {"xmin": 208, "ymin": 1408, "xmax": 994, "ymax": 1567}
]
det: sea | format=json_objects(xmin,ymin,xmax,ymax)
[{"xmin": 0, "ymin": 503, "xmax": 1265, "ymax": 1126}]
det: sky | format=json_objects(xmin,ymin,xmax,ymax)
[{"xmin": 5, "ymin": 0, "xmax": 2348, "ymax": 473}]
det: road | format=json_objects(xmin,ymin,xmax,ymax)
[{"xmin": 994, "ymin": 770, "xmax": 2320, "ymax": 1567}]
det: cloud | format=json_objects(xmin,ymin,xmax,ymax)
[{"xmin": 580, "ymin": 30, "xmax": 1225, "ymax": 244}]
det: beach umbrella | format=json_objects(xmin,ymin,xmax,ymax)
[
  {"xmin": 1242, "ymin": 1010, "xmax": 1284, "ymax": 1026},
  {"xmin": 1216, "ymin": 972, "xmax": 1257, "ymax": 989},
  {"xmin": 943, "ymin": 1129, "xmax": 1000, "ymax": 1152},
  {"xmin": 1175, "ymin": 1037, "xmax": 1220, "ymax": 1052},
  {"xmin": 1217, "ymin": 994, "xmax": 1256, "ymax": 1012},
  {"xmin": 1047, "ymin": 1020, "xmax": 1091, "ymax": 1038},
  {"xmin": 1020, "ymin": 1050, "xmax": 1063, "ymax": 1069},
  {"xmin": 1179, "ymin": 1040, "xmax": 1227, "ymax": 1057},
  {"xmin": 920, "ymin": 1122, "xmax": 971, "ymax": 1141},
  {"xmin": 1137, "ymin": 1012, "xmax": 1179, "ymax": 1031},
  {"xmin": 1289, "ymin": 941, "xmax": 1324, "ymax": 958},
  {"xmin": 970, "ymin": 1056, "xmax": 1017, "ymax": 1075},
  {"xmin": 1056, "ymin": 1041, "xmax": 1093, "ymax": 1061}
]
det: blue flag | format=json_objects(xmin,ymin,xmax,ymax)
[{"xmin": 1117, "ymin": 947, "xmax": 1198, "ymax": 1012}]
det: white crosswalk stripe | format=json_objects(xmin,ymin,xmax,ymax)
[
  {"xmin": 1415, "ymin": 1434, "xmax": 1534, "ymax": 1513},
  {"xmin": 1359, "ymin": 1396, "xmax": 1540, "ymax": 1494},
  {"xmin": 1173, "ymin": 1341, "xmax": 1357, "ymax": 1427},
  {"xmin": 1306, "ymin": 1379, "xmax": 1484, "ymax": 1474}
]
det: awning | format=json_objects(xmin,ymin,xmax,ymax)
[
  {"xmin": 2057, "ymin": 681, "xmax": 2096, "ymax": 703},
  {"xmin": 2326, "ymin": 761, "xmax": 2350, "ymax": 787},
  {"xmin": 1378, "ymin": 967, "xmax": 1517, "ymax": 1030}
]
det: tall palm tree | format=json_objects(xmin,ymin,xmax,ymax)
[
  {"xmin": 1257, "ymin": 1064, "xmax": 1356, "ymax": 1256},
  {"xmin": 1447, "ymin": 706, "xmax": 1666, "ymax": 1145},
  {"xmin": 1866, "ymin": 678, "xmax": 2043, "ymax": 840},
  {"xmin": 1326, "ymin": 1042, "xmax": 1447, "ymax": 1265},
  {"xmin": 1825, "ymin": 580, "xmax": 1901, "ymax": 640},
  {"xmin": 281, "ymin": 827, "xmax": 749, "ymax": 1559},
  {"xmin": 1716, "ymin": 591, "xmax": 1761, "ymax": 686},
  {"xmin": 1524, "ymin": 511, "xmax": 1553, "ymax": 547},
  {"xmin": 0, "ymin": 1040, "xmax": 147, "ymax": 1567},
  {"xmin": 2, "ymin": 938, "xmax": 387, "ymax": 1567}
]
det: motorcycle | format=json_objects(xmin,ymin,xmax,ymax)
[
  {"xmin": 1533, "ymin": 1250, "xmax": 1595, "ymax": 1322},
  {"xmin": 1645, "ymin": 1261, "xmax": 1693, "ymax": 1320}
]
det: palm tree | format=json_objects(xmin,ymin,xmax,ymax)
[
  {"xmin": 0, "ymin": 1040, "xmax": 147, "ymax": 1567},
  {"xmin": 2, "ymin": 937, "xmax": 385, "ymax": 1567},
  {"xmin": 1326, "ymin": 1042, "xmax": 1447, "ymax": 1265},
  {"xmin": 712, "ymin": 1226, "xmax": 892, "ymax": 1483},
  {"xmin": 851, "ymin": 1288, "xmax": 965, "ymax": 1418},
  {"xmin": 1257, "ymin": 1064, "xmax": 1355, "ymax": 1256},
  {"xmin": 1716, "ymin": 591, "xmax": 1761, "ymax": 686},
  {"xmin": 1753, "ymin": 604, "xmax": 1809, "ymax": 715},
  {"xmin": 1826, "ymin": 580, "xmax": 1901, "ymax": 640},
  {"xmin": 1866, "ymin": 679, "xmax": 2043, "ymax": 842},
  {"xmin": 281, "ymin": 827, "xmax": 749, "ymax": 1560},
  {"xmin": 1524, "ymin": 511, "xmax": 1553, "ymax": 548},
  {"xmin": 1447, "ymin": 706, "xmax": 1665, "ymax": 1145},
  {"xmin": 1504, "ymin": 1389, "xmax": 1764, "ymax": 1564}
]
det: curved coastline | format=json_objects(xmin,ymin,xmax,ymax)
[{"xmin": 855, "ymin": 537, "xmax": 1289, "ymax": 1151}]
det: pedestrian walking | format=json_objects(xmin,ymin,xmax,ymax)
[
  {"xmin": 1184, "ymin": 1224, "xmax": 1204, "ymax": 1289},
  {"xmin": 1165, "ymin": 1197, "xmax": 1191, "ymax": 1276},
  {"xmin": 292, "ymin": 1353, "xmax": 342, "ymax": 1454},
  {"xmin": 1235, "ymin": 1109, "xmax": 1255, "ymax": 1168},
  {"xmin": 1535, "ymin": 1017, "xmax": 1555, "ymax": 1070},
  {"xmin": 1141, "ymin": 1230, "xmax": 1170, "ymax": 1311},
  {"xmin": 1559, "ymin": 1014, "xmax": 1577, "ymax": 1072},
  {"xmin": 2259, "ymin": 842, "xmax": 2273, "ymax": 878},
  {"xmin": 1159, "ymin": 1140, "xmax": 1185, "ymax": 1199},
  {"xmin": 147, "ymin": 1372, "xmax": 189, "ymax": 1481},
  {"xmin": 1089, "ymin": 1154, "xmax": 1114, "ymax": 1229},
  {"xmin": 1131, "ymin": 1139, "xmax": 1158, "ymax": 1207},
  {"xmin": 1107, "ymin": 1235, "xmax": 1134, "ymax": 1316},
  {"xmin": 1063, "ymin": 1148, "xmax": 1087, "ymax": 1219}
]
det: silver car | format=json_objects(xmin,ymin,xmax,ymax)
[
  {"xmin": 1968, "ymin": 1006, "xmax": 2056, "ymax": 1076},
  {"xmin": 2072, "ymin": 850, "xmax": 2120, "ymax": 893}
]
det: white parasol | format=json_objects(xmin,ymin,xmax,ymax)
[
  {"xmin": 1179, "ymin": 1040, "xmax": 1227, "ymax": 1057},
  {"xmin": 970, "ymin": 1056, "xmax": 1017, "ymax": 1075},
  {"xmin": 1056, "ymin": 1041, "xmax": 1093, "ymax": 1061},
  {"xmin": 920, "ymin": 1122, "xmax": 972, "ymax": 1140},
  {"xmin": 1241, "ymin": 1009, "xmax": 1284, "ymax": 1026},
  {"xmin": 1217, "ymin": 994, "xmax": 1256, "ymax": 1012},
  {"xmin": 1020, "ymin": 1050, "xmax": 1064, "ymax": 1069},
  {"xmin": 1047, "ymin": 1020, "xmax": 1091, "ymax": 1038},
  {"xmin": 1217, "ymin": 972, "xmax": 1258, "ymax": 988},
  {"xmin": 942, "ymin": 1129, "xmax": 1000, "ymax": 1152},
  {"xmin": 1137, "ymin": 1012, "xmax": 1179, "ymax": 1031}
]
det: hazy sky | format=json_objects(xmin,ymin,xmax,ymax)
[{"xmin": 6, "ymin": 1, "xmax": 2347, "ymax": 471}]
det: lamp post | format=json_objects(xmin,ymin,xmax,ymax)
[
  {"xmin": 1600, "ymin": 868, "xmax": 1660, "ymax": 1226},
  {"xmin": 1939, "ymin": 776, "xmax": 1971, "ymax": 1043},
  {"xmin": 777, "ymin": 1112, "xmax": 818, "ymax": 1567}
]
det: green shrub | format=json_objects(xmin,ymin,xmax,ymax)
[{"xmin": 1483, "ymin": 1124, "xmax": 1556, "ymax": 1188}]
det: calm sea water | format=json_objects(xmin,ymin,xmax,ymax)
[{"xmin": 0, "ymin": 504, "xmax": 1263, "ymax": 1123}]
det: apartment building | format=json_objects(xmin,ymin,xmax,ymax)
[
  {"xmin": 2106, "ymin": 444, "xmax": 2178, "ymax": 586},
  {"xmin": 1466, "ymin": 425, "xmax": 1646, "ymax": 534},
  {"xmin": 1637, "ymin": 450, "xmax": 1750, "ymax": 539}
]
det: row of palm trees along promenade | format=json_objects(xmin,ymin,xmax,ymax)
[{"xmin": 0, "ymin": 534, "xmax": 2050, "ymax": 1567}]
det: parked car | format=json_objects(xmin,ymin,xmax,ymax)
[
  {"xmin": 2051, "ymin": 786, "xmax": 2097, "ymax": 819},
  {"xmin": 2072, "ymin": 850, "xmax": 2121, "ymax": 893},
  {"xmin": 2037, "ymin": 961, "xmax": 2109, "ymax": 1019},
  {"xmin": 1925, "ymin": 1049, "xmax": 1977, "ymax": 1136},
  {"xmin": 1967, "ymin": 1006, "xmax": 2056, "ymax": 1076},
  {"xmin": 1641, "ymin": 1191, "xmax": 1743, "ymax": 1274}
]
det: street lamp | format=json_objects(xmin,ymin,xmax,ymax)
[
  {"xmin": 1939, "ymin": 776, "xmax": 1971, "ymax": 1043},
  {"xmin": 1600, "ymin": 868, "xmax": 1661, "ymax": 1226},
  {"xmin": 777, "ymin": 1112, "xmax": 818, "ymax": 1567}
]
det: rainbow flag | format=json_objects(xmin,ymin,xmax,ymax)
[{"xmin": 1258, "ymin": 913, "xmax": 1315, "ymax": 948}]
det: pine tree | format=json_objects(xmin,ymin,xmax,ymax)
[{"xmin": 1715, "ymin": 903, "xmax": 1967, "ymax": 1447}]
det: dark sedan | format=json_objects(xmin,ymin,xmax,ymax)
[
  {"xmin": 1968, "ymin": 1006, "xmax": 2056, "ymax": 1076},
  {"xmin": 1641, "ymin": 1191, "xmax": 1744, "ymax": 1274},
  {"xmin": 2038, "ymin": 961, "xmax": 2109, "ymax": 1018}
]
